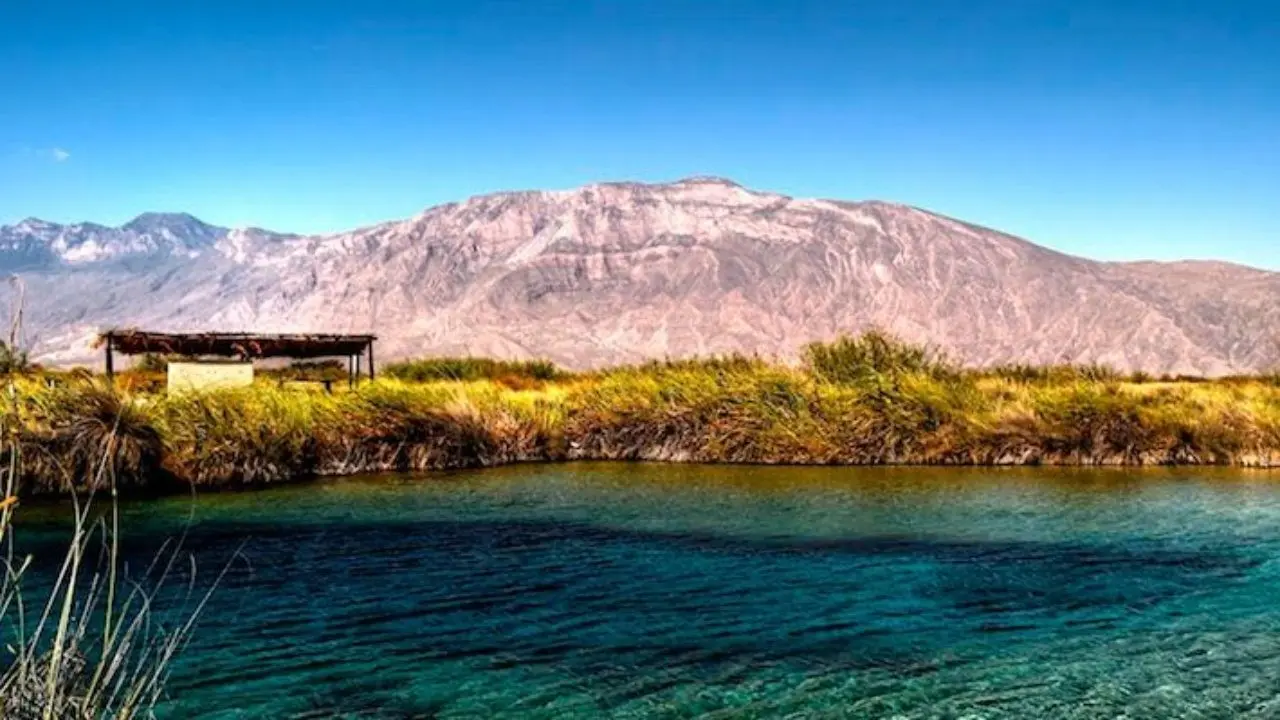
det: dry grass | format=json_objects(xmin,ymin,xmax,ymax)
[
  {"xmin": 3, "ymin": 334, "xmax": 1279, "ymax": 495},
  {"xmin": 383, "ymin": 356, "xmax": 566, "ymax": 386},
  {"xmin": 1, "ymin": 382, "xmax": 224, "ymax": 719}
]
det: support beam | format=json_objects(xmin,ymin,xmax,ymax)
[
  {"xmin": 367, "ymin": 341, "xmax": 376, "ymax": 381},
  {"xmin": 347, "ymin": 355, "xmax": 355, "ymax": 389},
  {"xmin": 355, "ymin": 354, "xmax": 362, "ymax": 386},
  {"xmin": 104, "ymin": 337, "xmax": 115, "ymax": 385}
]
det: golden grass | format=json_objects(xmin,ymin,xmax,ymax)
[
  {"xmin": 5, "ymin": 336, "xmax": 1280, "ymax": 495},
  {"xmin": 2, "ymin": 383, "xmax": 222, "ymax": 718}
]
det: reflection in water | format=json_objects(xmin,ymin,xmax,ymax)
[{"xmin": 15, "ymin": 464, "xmax": 1280, "ymax": 718}]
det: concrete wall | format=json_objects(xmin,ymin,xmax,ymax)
[{"xmin": 167, "ymin": 362, "xmax": 255, "ymax": 393}]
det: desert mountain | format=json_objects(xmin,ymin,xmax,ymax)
[{"xmin": 3, "ymin": 177, "xmax": 1277, "ymax": 374}]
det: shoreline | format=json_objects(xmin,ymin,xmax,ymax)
[{"xmin": 10, "ymin": 394, "xmax": 1280, "ymax": 498}]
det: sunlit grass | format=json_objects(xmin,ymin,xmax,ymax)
[
  {"xmin": 5, "ymin": 333, "xmax": 1279, "ymax": 495},
  {"xmin": 1, "ymin": 380, "xmax": 224, "ymax": 718},
  {"xmin": 383, "ymin": 356, "xmax": 566, "ymax": 386}
]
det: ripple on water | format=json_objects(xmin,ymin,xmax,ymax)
[{"xmin": 14, "ymin": 463, "xmax": 1280, "ymax": 718}]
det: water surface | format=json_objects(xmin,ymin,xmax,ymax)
[{"xmin": 18, "ymin": 464, "xmax": 1280, "ymax": 718}]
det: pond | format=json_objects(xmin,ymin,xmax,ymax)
[{"xmin": 14, "ymin": 464, "xmax": 1280, "ymax": 718}]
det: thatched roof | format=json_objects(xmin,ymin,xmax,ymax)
[{"xmin": 98, "ymin": 330, "xmax": 375, "ymax": 359}]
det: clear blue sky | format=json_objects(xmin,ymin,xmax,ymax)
[{"xmin": 2, "ymin": 0, "xmax": 1277, "ymax": 268}]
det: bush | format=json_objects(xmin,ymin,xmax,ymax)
[
  {"xmin": 12, "ymin": 385, "xmax": 165, "ymax": 493},
  {"xmin": 0, "ymin": 340, "xmax": 29, "ymax": 375},
  {"xmin": 133, "ymin": 353, "xmax": 171, "ymax": 373},
  {"xmin": 263, "ymin": 359, "xmax": 349, "ymax": 383},
  {"xmin": 622, "ymin": 354, "xmax": 767, "ymax": 376},
  {"xmin": 385, "ymin": 357, "xmax": 565, "ymax": 384},
  {"xmin": 1032, "ymin": 383, "xmax": 1152, "ymax": 459},
  {"xmin": 984, "ymin": 363, "xmax": 1123, "ymax": 385},
  {"xmin": 803, "ymin": 331, "xmax": 954, "ymax": 385},
  {"xmin": 1, "ymin": 381, "xmax": 217, "ymax": 718}
]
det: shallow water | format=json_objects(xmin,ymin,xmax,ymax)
[{"xmin": 15, "ymin": 464, "xmax": 1280, "ymax": 718}]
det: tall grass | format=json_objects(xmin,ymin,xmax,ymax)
[
  {"xmin": 802, "ymin": 330, "xmax": 955, "ymax": 384},
  {"xmin": 981, "ymin": 362, "xmax": 1124, "ymax": 384},
  {"xmin": 1, "ymin": 380, "xmax": 222, "ymax": 718},
  {"xmin": 3, "ymin": 333, "xmax": 1279, "ymax": 498},
  {"xmin": 384, "ymin": 357, "xmax": 565, "ymax": 385}
]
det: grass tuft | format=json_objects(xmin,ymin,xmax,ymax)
[{"xmin": 803, "ymin": 331, "xmax": 955, "ymax": 385}]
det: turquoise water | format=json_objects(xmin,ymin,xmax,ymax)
[{"xmin": 16, "ymin": 464, "xmax": 1280, "ymax": 718}]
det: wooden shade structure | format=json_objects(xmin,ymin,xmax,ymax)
[{"xmin": 97, "ymin": 330, "xmax": 377, "ymax": 386}]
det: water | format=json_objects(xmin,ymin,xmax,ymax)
[{"xmin": 14, "ymin": 463, "xmax": 1280, "ymax": 718}]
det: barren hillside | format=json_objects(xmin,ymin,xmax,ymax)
[{"xmin": 4, "ymin": 177, "xmax": 1277, "ymax": 374}]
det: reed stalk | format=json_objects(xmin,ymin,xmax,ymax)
[{"xmin": 0, "ymin": 289, "xmax": 223, "ymax": 719}]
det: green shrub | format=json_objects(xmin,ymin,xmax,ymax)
[
  {"xmin": 385, "ymin": 357, "xmax": 565, "ymax": 383},
  {"xmin": 262, "ymin": 358, "xmax": 349, "ymax": 383},
  {"xmin": 0, "ymin": 340, "xmax": 29, "ymax": 375},
  {"xmin": 1032, "ymin": 383, "xmax": 1152, "ymax": 458},
  {"xmin": 621, "ymin": 354, "xmax": 767, "ymax": 376},
  {"xmin": 133, "ymin": 353, "xmax": 170, "ymax": 373},
  {"xmin": 803, "ymin": 331, "xmax": 953, "ymax": 385},
  {"xmin": 986, "ymin": 363, "xmax": 1052, "ymax": 383},
  {"xmin": 985, "ymin": 363, "xmax": 1122, "ymax": 384}
]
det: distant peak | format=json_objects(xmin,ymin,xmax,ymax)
[
  {"xmin": 673, "ymin": 176, "xmax": 745, "ymax": 188},
  {"xmin": 123, "ymin": 211, "xmax": 205, "ymax": 229},
  {"xmin": 14, "ymin": 217, "xmax": 56, "ymax": 229}
]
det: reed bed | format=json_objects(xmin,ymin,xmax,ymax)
[
  {"xmin": 383, "ymin": 357, "xmax": 565, "ymax": 385},
  {"xmin": 5, "ymin": 333, "xmax": 1280, "ymax": 496},
  {"xmin": 1, "ymin": 388, "xmax": 223, "ymax": 718}
]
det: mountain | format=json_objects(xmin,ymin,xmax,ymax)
[
  {"xmin": 0, "ymin": 212, "xmax": 229, "ymax": 269},
  {"xmin": 3, "ymin": 177, "xmax": 1278, "ymax": 374}
]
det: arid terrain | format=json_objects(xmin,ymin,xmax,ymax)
[{"xmin": 4, "ymin": 177, "xmax": 1277, "ymax": 374}]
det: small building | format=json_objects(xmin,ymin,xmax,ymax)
[
  {"xmin": 167, "ymin": 360, "xmax": 256, "ymax": 392},
  {"xmin": 98, "ymin": 330, "xmax": 377, "ymax": 391}
]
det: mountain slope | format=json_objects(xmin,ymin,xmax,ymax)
[
  {"xmin": 0, "ymin": 213, "xmax": 231, "ymax": 269},
  {"xmin": 5, "ymin": 178, "xmax": 1278, "ymax": 374}
]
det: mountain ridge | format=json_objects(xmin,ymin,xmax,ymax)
[
  {"xmin": 2, "ymin": 177, "xmax": 1277, "ymax": 374},
  {"xmin": 7, "ymin": 189, "xmax": 1272, "ymax": 275}
]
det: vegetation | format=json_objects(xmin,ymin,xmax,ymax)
[
  {"xmin": 1, "ymin": 377, "xmax": 219, "ymax": 718},
  {"xmin": 132, "ymin": 354, "xmax": 175, "ymax": 374},
  {"xmin": 384, "ymin": 356, "xmax": 565, "ymax": 386},
  {"xmin": 260, "ymin": 359, "xmax": 350, "ymax": 384},
  {"xmin": 2, "ymin": 332, "xmax": 1278, "ymax": 496},
  {"xmin": 0, "ymin": 340, "xmax": 31, "ymax": 376},
  {"xmin": 802, "ymin": 330, "xmax": 954, "ymax": 384}
]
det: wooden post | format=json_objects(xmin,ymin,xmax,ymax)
[
  {"xmin": 367, "ymin": 340, "xmax": 376, "ymax": 381},
  {"xmin": 104, "ymin": 336, "xmax": 115, "ymax": 385},
  {"xmin": 347, "ymin": 355, "xmax": 355, "ymax": 389},
  {"xmin": 354, "ymin": 354, "xmax": 362, "ymax": 386}
]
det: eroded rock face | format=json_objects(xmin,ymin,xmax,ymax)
[{"xmin": 4, "ymin": 177, "xmax": 1278, "ymax": 374}]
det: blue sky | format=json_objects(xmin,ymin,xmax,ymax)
[{"xmin": 1, "ymin": 0, "xmax": 1277, "ymax": 268}]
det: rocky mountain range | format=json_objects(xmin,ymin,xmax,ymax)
[{"xmin": 2, "ymin": 177, "xmax": 1277, "ymax": 374}]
